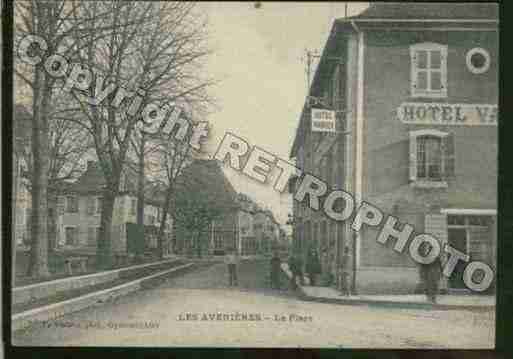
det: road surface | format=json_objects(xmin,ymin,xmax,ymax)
[{"xmin": 12, "ymin": 259, "xmax": 494, "ymax": 348}]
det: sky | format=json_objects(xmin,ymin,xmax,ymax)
[{"xmin": 198, "ymin": 2, "xmax": 370, "ymax": 231}]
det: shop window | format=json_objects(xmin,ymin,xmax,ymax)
[
  {"xmin": 410, "ymin": 42, "xmax": 447, "ymax": 98},
  {"xmin": 409, "ymin": 130, "xmax": 454, "ymax": 187}
]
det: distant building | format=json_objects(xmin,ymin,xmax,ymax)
[
  {"xmin": 253, "ymin": 209, "xmax": 281, "ymax": 255},
  {"xmin": 54, "ymin": 161, "xmax": 173, "ymax": 254},
  {"xmin": 237, "ymin": 193, "xmax": 258, "ymax": 255},
  {"xmin": 173, "ymin": 159, "xmax": 239, "ymax": 255},
  {"xmin": 290, "ymin": 3, "xmax": 498, "ymax": 293}
]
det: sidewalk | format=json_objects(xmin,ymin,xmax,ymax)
[{"xmin": 281, "ymin": 263, "xmax": 495, "ymax": 311}]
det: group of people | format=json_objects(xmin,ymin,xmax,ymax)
[
  {"xmin": 223, "ymin": 248, "xmax": 284, "ymax": 289},
  {"xmin": 224, "ymin": 245, "xmax": 442, "ymax": 303},
  {"xmin": 287, "ymin": 246, "xmax": 352, "ymax": 296}
]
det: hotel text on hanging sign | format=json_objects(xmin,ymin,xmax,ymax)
[{"xmin": 311, "ymin": 108, "xmax": 337, "ymax": 133}]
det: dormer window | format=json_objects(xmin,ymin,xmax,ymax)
[{"xmin": 410, "ymin": 42, "xmax": 448, "ymax": 98}]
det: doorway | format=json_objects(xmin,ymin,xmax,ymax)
[{"xmin": 448, "ymin": 228, "xmax": 467, "ymax": 289}]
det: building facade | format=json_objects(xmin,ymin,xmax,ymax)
[
  {"xmin": 237, "ymin": 193, "xmax": 258, "ymax": 256},
  {"xmin": 290, "ymin": 3, "xmax": 498, "ymax": 294},
  {"xmin": 21, "ymin": 161, "xmax": 173, "ymax": 255},
  {"xmin": 173, "ymin": 160, "xmax": 239, "ymax": 256}
]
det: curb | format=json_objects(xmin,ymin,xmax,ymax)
[
  {"xmin": 12, "ymin": 263, "xmax": 194, "ymax": 332},
  {"xmin": 280, "ymin": 263, "xmax": 493, "ymax": 311},
  {"xmin": 298, "ymin": 291, "xmax": 494, "ymax": 311}
]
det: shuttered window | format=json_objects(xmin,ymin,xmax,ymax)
[{"xmin": 410, "ymin": 43, "xmax": 447, "ymax": 98}]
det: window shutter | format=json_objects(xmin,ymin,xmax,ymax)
[
  {"xmin": 440, "ymin": 50, "xmax": 447, "ymax": 91},
  {"xmin": 443, "ymin": 133, "xmax": 455, "ymax": 179},
  {"xmin": 57, "ymin": 196, "xmax": 65, "ymax": 215},
  {"xmin": 409, "ymin": 132, "xmax": 417, "ymax": 182},
  {"xmin": 410, "ymin": 50, "xmax": 418, "ymax": 94}
]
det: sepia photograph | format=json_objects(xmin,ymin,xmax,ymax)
[{"xmin": 7, "ymin": 1, "xmax": 498, "ymax": 349}]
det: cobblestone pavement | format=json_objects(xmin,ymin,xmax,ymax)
[{"xmin": 12, "ymin": 259, "xmax": 495, "ymax": 348}]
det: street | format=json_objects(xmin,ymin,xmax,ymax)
[{"xmin": 12, "ymin": 259, "xmax": 495, "ymax": 348}]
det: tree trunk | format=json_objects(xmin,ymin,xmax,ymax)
[
  {"xmin": 47, "ymin": 189, "xmax": 58, "ymax": 271},
  {"xmin": 97, "ymin": 188, "xmax": 116, "ymax": 269},
  {"xmin": 195, "ymin": 231, "xmax": 202, "ymax": 258},
  {"xmin": 27, "ymin": 67, "xmax": 50, "ymax": 278},
  {"xmin": 157, "ymin": 189, "xmax": 172, "ymax": 259},
  {"xmin": 136, "ymin": 134, "xmax": 145, "ymax": 258}
]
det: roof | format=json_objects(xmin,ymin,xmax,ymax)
[
  {"xmin": 289, "ymin": 2, "xmax": 499, "ymax": 158},
  {"xmin": 175, "ymin": 159, "xmax": 239, "ymax": 213},
  {"xmin": 351, "ymin": 3, "xmax": 498, "ymax": 21},
  {"xmin": 63, "ymin": 161, "xmax": 139, "ymax": 196}
]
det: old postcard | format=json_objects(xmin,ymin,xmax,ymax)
[{"xmin": 9, "ymin": 1, "xmax": 497, "ymax": 348}]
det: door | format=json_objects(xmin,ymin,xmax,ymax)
[{"xmin": 448, "ymin": 228, "xmax": 467, "ymax": 289}]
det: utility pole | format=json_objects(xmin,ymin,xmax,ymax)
[{"xmin": 304, "ymin": 49, "xmax": 320, "ymax": 94}]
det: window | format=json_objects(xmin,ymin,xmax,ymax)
[
  {"xmin": 417, "ymin": 135, "xmax": 442, "ymax": 181},
  {"xmin": 96, "ymin": 197, "xmax": 102, "ymax": 214},
  {"xmin": 130, "ymin": 198, "xmax": 137, "ymax": 215},
  {"xmin": 87, "ymin": 227, "xmax": 100, "ymax": 245},
  {"xmin": 87, "ymin": 197, "xmax": 95, "ymax": 215},
  {"xmin": 410, "ymin": 43, "xmax": 447, "ymax": 98},
  {"xmin": 57, "ymin": 196, "xmax": 65, "ymax": 215},
  {"xmin": 66, "ymin": 195, "xmax": 78, "ymax": 213},
  {"xmin": 409, "ymin": 130, "xmax": 454, "ymax": 187},
  {"xmin": 466, "ymin": 48, "xmax": 490, "ymax": 74},
  {"xmin": 145, "ymin": 214, "xmax": 156, "ymax": 225},
  {"xmin": 25, "ymin": 208, "xmax": 32, "ymax": 225},
  {"xmin": 65, "ymin": 226, "xmax": 78, "ymax": 245}
]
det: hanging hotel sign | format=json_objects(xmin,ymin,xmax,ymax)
[
  {"xmin": 311, "ymin": 108, "xmax": 336, "ymax": 133},
  {"xmin": 397, "ymin": 102, "xmax": 498, "ymax": 126}
]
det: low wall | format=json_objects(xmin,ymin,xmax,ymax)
[
  {"xmin": 13, "ymin": 258, "xmax": 179, "ymax": 306},
  {"xmin": 12, "ymin": 262, "xmax": 194, "ymax": 332}
]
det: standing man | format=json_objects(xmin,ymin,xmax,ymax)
[
  {"xmin": 270, "ymin": 250, "xmax": 281, "ymax": 289},
  {"xmin": 419, "ymin": 244, "xmax": 442, "ymax": 303},
  {"xmin": 339, "ymin": 246, "xmax": 351, "ymax": 296},
  {"xmin": 288, "ymin": 253, "xmax": 304, "ymax": 289},
  {"xmin": 225, "ymin": 248, "xmax": 239, "ymax": 286},
  {"xmin": 306, "ymin": 248, "xmax": 321, "ymax": 286},
  {"xmin": 288, "ymin": 253, "xmax": 298, "ymax": 290}
]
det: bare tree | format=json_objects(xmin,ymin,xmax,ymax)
[
  {"xmin": 14, "ymin": 0, "xmax": 115, "ymax": 277},
  {"xmin": 148, "ymin": 129, "xmax": 195, "ymax": 258},
  {"xmin": 65, "ymin": 2, "xmax": 214, "ymax": 268}
]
